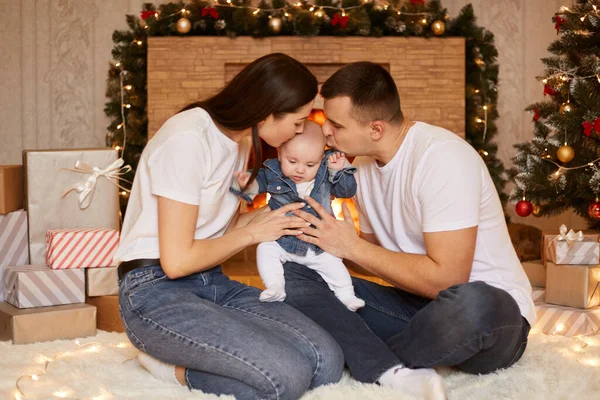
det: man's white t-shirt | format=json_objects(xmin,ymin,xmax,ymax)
[
  {"xmin": 353, "ymin": 122, "xmax": 536, "ymax": 326},
  {"xmin": 113, "ymin": 108, "xmax": 251, "ymax": 263}
]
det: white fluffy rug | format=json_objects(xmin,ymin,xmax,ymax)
[{"xmin": 1, "ymin": 331, "xmax": 599, "ymax": 400}]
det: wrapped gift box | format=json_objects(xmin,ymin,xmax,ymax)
[
  {"xmin": 0, "ymin": 210, "xmax": 29, "ymax": 267},
  {"xmin": 0, "ymin": 165, "xmax": 23, "ymax": 214},
  {"xmin": 23, "ymin": 148, "xmax": 121, "ymax": 265},
  {"xmin": 522, "ymin": 260, "xmax": 546, "ymax": 288},
  {"xmin": 4, "ymin": 265, "xmax": 85, "ymax": 308},
  {"xmin": 0, "ymin": 302, "xmax": 96, "ymax": 344},
  {"xmin": 85, "ymin": 295, "xmax": 124, "ymax": 332},
  {"xmin": 532, "ymin": 287, "xmax": 545, "ymax": 303},
  {"xmin": 46, "ymin": 228, "xmax": 119, "ymax": 269},
  {"xmin": 545, "ymin": 262, "xmax": 600, "ymax": 309},
  {"xmin": 543, "ymin": 228, "xmax": 600, "ymax": 265},
  {"xmin": 532, "ymin": 300, "xmax": 600, "ymax": 338},
  {"xmin": 86, "ymin": 266, "xmax": 118, "ymax": 296}
]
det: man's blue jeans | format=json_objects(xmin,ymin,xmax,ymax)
[
  {"xmin": 283, "ymin": 262, "xmax": 530, "ymax": 383},
  {"xmin": 119, "ymin": 265, "xmax": 344, "ymax": 400}
]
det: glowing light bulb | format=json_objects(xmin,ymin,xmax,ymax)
[
  {"xmin": 115, "ymin": 63, "xmax": 121, "ymax": 68},
  {"xmin": 309, "ymin": 6, "xmax": 314, "ymax": 11},
  {"xmin": 253, "ymin": 9, "xmax": 259, "ymax": 15},
  {"xmin": 115, "ymin": 146, "xmax": 122, "ymax": 151},
  {"xmin": 31, "ymin": 374, "xmax": 39, "ymax": 381},
  {"xmin": 483, "ymin": 105, "xmax": 488, "ymax": 110},
  {"xmin": 125, "ymin": 85, "xmax": 133, "ymax": 90},
  {"xmin": 555, "ymin": 323, "xmax": 565, "ymax": 332}
]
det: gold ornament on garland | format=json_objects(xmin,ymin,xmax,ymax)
[
  {"xmin": 431, "ymin": 20, "xmax": 445, "ymax": 35},
  {"xmin": 557, "ymin": 144, "xmax": 575, "ymax": 163},
  {"xmin": 559, "ymin": 101, "xmax": 575, "ymax": 115},
  {"xmin": 176, "ymin": 17, "xmax": 192, "ymax": 34},
  {"xmin": 532, "ymin": 204, "xmax": 542, "ymax": 217},
  {"xmin": 475, "ymin": 56, "xmax": 485, "ymax": 69},
  {"xmin": 269, "ymin": 17, "xmax": 282, "ymax": 33}
]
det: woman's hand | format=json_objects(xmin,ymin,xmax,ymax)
[{"xmin": 243, "ymin": 202, "xmax": 309, "ymax": 244}]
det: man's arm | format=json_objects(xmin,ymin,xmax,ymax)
[
  {"xmin": 347, "ymin": 227, "xmax": 477, "ymax": 299},
  {"xmin": 296, "ymin": 197, "xmax": 477, "ymax": 299}
]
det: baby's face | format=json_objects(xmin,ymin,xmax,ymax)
[{"xmin": 278, "ymin": 139, "xmax": 324, "ymax": 184}]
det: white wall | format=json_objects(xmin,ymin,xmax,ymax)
[{"xmin": 0, "ymin": 0, "xmax": 585, "ymax": 229}]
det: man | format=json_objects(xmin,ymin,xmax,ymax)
[{"xmin": 284, "ymin": 62, "xmax": 534, "ymax": 398}]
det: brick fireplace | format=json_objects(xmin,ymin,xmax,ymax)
[{"xmin": 146, "ymin": 36, "xmax": 465, "ymax": 284}]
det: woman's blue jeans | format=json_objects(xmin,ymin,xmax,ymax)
[{"xmin": 119, "ymin": 265, "xmax": 344, "ymax": 400}]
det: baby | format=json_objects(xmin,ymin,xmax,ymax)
[{"xmin": 231, "ymin": 121, "xmax": 365, "ymax": 311}]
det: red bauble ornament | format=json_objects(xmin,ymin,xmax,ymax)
[
  {"xmin": 515, "ymin": 200, "xmax": 533, "ymax": 217},
  {"xmin": 588, "ymin": 201, "xmax": 600, "ymax": 220}
]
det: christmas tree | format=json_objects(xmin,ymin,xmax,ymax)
[{"xmin": 510, "ymin": 0, "xmax": 600, "ymax": 229}]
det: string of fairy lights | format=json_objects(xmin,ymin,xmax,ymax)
[
  {"xmin": 11, "ymin": 324, "xmax": 598, "ymax": 398},
  {"xmin": 13, "ymin": 339, "xmax": 134, "ymax": 400}
]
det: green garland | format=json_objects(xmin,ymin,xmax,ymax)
[{"xmin": 105, "ymin": 0, "xmax": 507, "ymax": 214}]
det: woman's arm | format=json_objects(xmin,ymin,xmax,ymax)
[{"xmin": 158, "ymin": 196, "xmax": 307, "ymax": 279}]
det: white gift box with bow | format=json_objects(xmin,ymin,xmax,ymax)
[
  {"xmin": 545, "ymin": 224, "xmax": 600, "ymax": 265},
  {"xmin": 23, "ymin": 148, "xmax": 125, "ymax": 265}
]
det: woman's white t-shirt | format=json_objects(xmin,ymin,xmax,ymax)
[
  {"xmin": 113, "ymin": 108, "xmax": 251, "ymax": 263},
  {"xmin": 353, "ymin": 122, "xmax": 536, "ymax": 326}
]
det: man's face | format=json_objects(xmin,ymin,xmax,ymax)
[{"xmin": 322, "ymin": 96, "xmax": 370, "ymax": 157}]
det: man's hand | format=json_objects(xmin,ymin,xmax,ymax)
[
  {"xmin": 327, "ymin": 152, "xmax": 347, "ymax": 171},
  {"xmin": 233, "ymin": 171, "xmax": 251, "ymax": 189},
  {"xmin": 293, "ymin": 196, "xmax": 359, "ymax": 258}
]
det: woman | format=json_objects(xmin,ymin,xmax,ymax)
[{"xmin": 114, "ymin": 53, "xmax": 344, "ymax": 400}]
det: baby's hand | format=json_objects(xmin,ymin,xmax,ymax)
[
  {"xmin": 233, "ymin": 171, "xmax": 251, "ymax": 189},
  {"xmin": 327, "ymin": 152, "xmax": 347, "ymax": 171}
]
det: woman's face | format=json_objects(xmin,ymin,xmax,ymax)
[{"xmin": 258, "ymin": 101, "xmax": 315, "ymax": 148}]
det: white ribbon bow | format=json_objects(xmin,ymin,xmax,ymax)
[
  {"xmin": 62, "ymin": 158, "xmax": 132, "ymax": 209},
  {"xmin": 555, "ymin": 224, "xmax": 584, "ymax": 247}
]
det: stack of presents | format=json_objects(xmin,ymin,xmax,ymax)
[
  {"xmin": 523, "ymin": 225, "xmax": 600, "ymax": 337},
  {"xmin": 0, "ymin": 148, "xmax": 125, "ymax": 345}
]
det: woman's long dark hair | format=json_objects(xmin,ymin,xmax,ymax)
[{"xmin": 180, "ymin": 53, "xmax": 318, "ymax": 189}]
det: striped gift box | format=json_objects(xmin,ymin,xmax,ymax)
[
  {"xmin": 532, "ymin": 302, "xmax": 600, "ymax": 337},
  {"xmin": 46, "ymin": 228, "xmax": 119, "ymax": 269},
  {"xmin": 0, "ymin": 210, "xmax": 29, "ymax": 267},
  {"xmin": 4, "ymin": 265, "xmax": 85, "ymax": 308}
]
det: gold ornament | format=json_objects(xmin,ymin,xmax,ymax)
[
  {"xmin": 269, "ymin": 17, "xmax": 282, "ymax": 33},
  {"xmin": 176, "ymin": 17, "xmax": 192, "ymax": 34},
  {"xmin": 431, "ymin": 20, "xmax": 446, "ymax": 35},
  {"xmin": 559, "ymin": 101, "xmax": 575, "ymax": 115},
  {"xmin": 532, "ymin": 204, "xmax": 542, "ymax": 217},
  {"xmin": 475, "ymin": 56, "xmax": 485, "ymax": 69},
  {"xmin": 556, "ymin": 145, "xmax": 575, "ymax": 163}
]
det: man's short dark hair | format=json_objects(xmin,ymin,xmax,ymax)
[{"xmin": 321, "ymin": 62, "xmax": 403, "ymax": 126}]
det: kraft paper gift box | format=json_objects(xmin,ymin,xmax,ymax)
[
  {"xmin": 46, "ymin": 228, "xmax": 120, "ymax": 269},
  {"xmin": 545, "ymin": 262, "xmax": 600, "ymax": 309},
  {"xmin": 4, "ymin": 265, "xmax": 85, "ymax": 309},
  {"xmin": 543, "ymin": 226, "xmax": 600, "ymax": 265},
  {"xmin": 86, "ymin": 266, "xmax": 118, "ymax": 297},
  {"xmin": 23, "ymin": 148, "xmax": 123, "ymax": 265},
  {"xmin": 522, "ymin": 260, "xmax": 546, "ymax": 288},
  {"xmin": 0, "ymin": 165, "xmax": 24, "ymax": 215},
  {"xmin": 0, "ymin": 302, "xmax": 96, "ymax": 344},
  {"xmin": 85, "ymin": 295, "xmax": 124, "ymax": 333}
]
